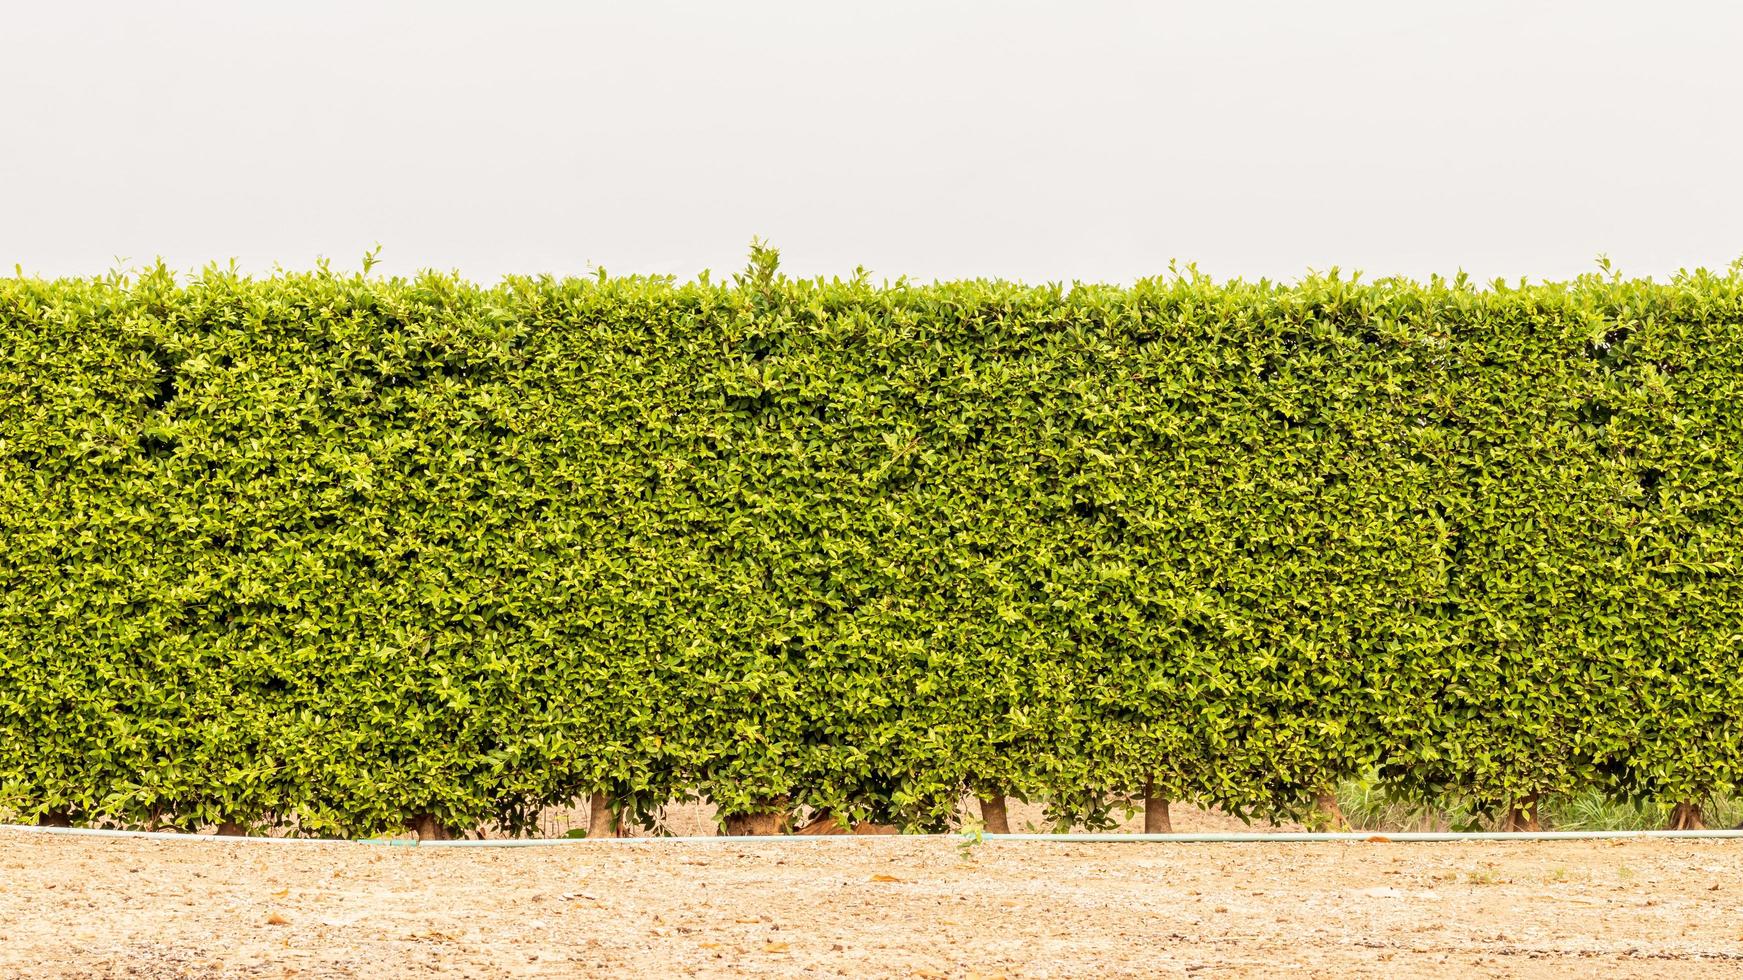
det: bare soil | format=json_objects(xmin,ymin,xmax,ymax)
[{"xmin": 3, "ymin": 827, "xmax": 1742, "ymax": 978}]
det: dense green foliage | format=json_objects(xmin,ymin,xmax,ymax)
[{"xmin": 4, "ymin": 252, "xmax": 1742, "ymax": 836}]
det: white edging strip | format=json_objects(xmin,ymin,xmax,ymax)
[{"xmin": 4, "ymin": 823, "xmax": 1741, "ymax": 846}]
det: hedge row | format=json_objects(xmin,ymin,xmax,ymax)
[{"xmin": 4, "ymin": 252, "xmax": 1743, "ymax": 836}]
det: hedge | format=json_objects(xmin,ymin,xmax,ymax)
[{"xmin": 3, "ymin": 250, "xmax": 1742, "ymax": 836}]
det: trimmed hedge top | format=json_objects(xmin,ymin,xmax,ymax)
[{"xmin": 4, "ymin": 251, "xmax": 1743, "ymax": 835}]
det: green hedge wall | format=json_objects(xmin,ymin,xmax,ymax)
[{"xmin": 4, "ymin": 253, "xmax": 1743, "ymax": 835}]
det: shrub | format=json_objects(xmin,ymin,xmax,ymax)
[{"xmin": 3, "ymin": 254, "xmax": 1740, "ymax": 835}]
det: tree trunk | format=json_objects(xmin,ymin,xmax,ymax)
[
  {"xmin": 978, "ymin": 793, "xmax": 1010, "ymax": 835},
  {"xmin": 588, "ymin": 791, "xmax": 622, "ymax": 838},
  {"xmin": 1667, "ymin": 802, "xmax": 1705, "ymax": 830},
  {"xmin": 408, "ymin": 814, "xmax": 451, "ymax": 841},
  {"xmin": 795, "ymin": 811, "xmax": 899, "ymax": 835},
  {"xmin": 721, "ymin": 811, "xmax": 782, "ymax": 835},
  {"xmin": 1143, "ymin": 776, "xmax": 1172, "ymax": 834},
  {"xmin": 1314, "ymin": 789, "xmax": 1351, "ymax": 832},
  {"xmin": 796, "ymin": 811, "xmax": 847, "ymax": 835},
  {"xmin": 1499, "ymin": 795, "xmax": 1541, "ymax": 832},
  {"xmin": 215, "ymin": 821, "xmax": 248, "ymax": 837}
]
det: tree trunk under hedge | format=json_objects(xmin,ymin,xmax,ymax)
[
  {"xmin": 721, "ymin": 811, "xmax": 783, "ymax": 835},
  {"xmin": 215, "ymin": 821, "xmax": 248, "ymax": 837},
  {"xmin": 714, "ymin": 798, "xmax": 784, "ymax": 837},
  {"xmin": 1314, "ymin": 790, "xmax": 1350, "ymax": 832},
  {"xmin": 1666, "ymin": 802, "xmax": 1705, "ymax": 830},
  {"xmin": 796, "ymin": 812, "xmax": 848, "ymax": 835},
  {"xmin": 793, "ymin": 811, "xmax": 898, "ymax": 835},
  {"xmin": 1143, "ymin": 777, "xmax": 1172, "ymax": 834},
  {"xmin": 1499, "ymin": 796, "xmax": 1541, "ymax": 832},
  {"xmin": 588, "ymin": 791, "xmax": 622, "ymax": 838},
  {"xmin": 978, "ymin": 793, "xmax": 1010, "ymax": 835},
  {"xmin": 408, "ymin": 814, "xmax": 452, "ymax": 841}
]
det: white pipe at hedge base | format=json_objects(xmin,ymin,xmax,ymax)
[{"xmin": 4, "ymin": 823, "xmax": 1742, "ymax": 846}]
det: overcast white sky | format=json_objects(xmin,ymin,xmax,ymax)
[{"xmin": 3, "ymin": 1, "xmax": 1740, "ymax": 285}]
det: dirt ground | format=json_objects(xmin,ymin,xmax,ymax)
[{"xmin": 4, "ymin": 826, "xmax": 1743, "ymax": 979}]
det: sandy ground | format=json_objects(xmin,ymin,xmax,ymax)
[{"xmin": 3, "ymin": 828, "xmax": 1742, "ymax": 978}]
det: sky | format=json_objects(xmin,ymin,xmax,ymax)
[{"xmin": 3, "ymin": 0, "xmax": 1740, "ymax": 285}]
